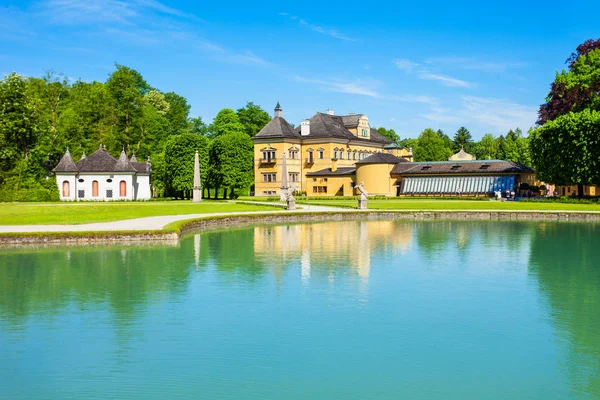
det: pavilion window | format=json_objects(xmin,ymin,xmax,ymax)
[
  {"xmin": 289, "ymin": 172, "xmax": 299, "ymax": 183},
  {"xmin": 262, "ymin": 173, "xmax": 276, "ymax": 183},
  {"xmin": 333, "ymin": 149, "xmax": 339, "ymax": 160},
  {"xmin": 92, "ymin": 180, "xmax": 99, "ymax": 197},
  {"xmin": 289, "ymin": 149, "xmax": 298, "ymax": 160},
  {"xmin": 318, "ymin": 149, "xmax": 324, "ymax": 159},
  {"xmin": 120, "ymin": 180, "xmax": 127, "ymax": 197},
  {"xmin": 62, "ymin": 181, "xmax": 70, "ymax": 197},
  {"xmin": 307, "ymin": 150, "xmax": 314, "ymax": 163}
]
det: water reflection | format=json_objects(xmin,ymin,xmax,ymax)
[{"xmin": 0, "ymin": 220, "xmax": 599, "ymax": 399}]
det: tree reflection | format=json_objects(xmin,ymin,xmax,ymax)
[{"xmin": 529, "ymin": 223, "xmax": 600, "ymax": 396}]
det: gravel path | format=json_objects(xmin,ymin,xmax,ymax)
[{"xmin": 0, "ymin": 203, "xmax": 346, "ymax": 233}]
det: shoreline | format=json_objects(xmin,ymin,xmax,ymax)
[{"xmin": 1, "ymin": 210, "xmax": 599, "ymax": 246}]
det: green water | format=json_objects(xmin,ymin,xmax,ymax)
[{"xmin": 1, "ymin": 221, "xmax": 599, "ymax": 399}]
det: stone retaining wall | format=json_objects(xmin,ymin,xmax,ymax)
[{"xmin": 1, "ymin": 211, "xmax": 598, "ymax": 246}]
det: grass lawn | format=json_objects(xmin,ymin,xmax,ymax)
[
  {"xmin": 296, "ymin": 198, "xmax": 600, "ymax": 211},
  {"xmin": 0, "ymin": 201, "xmax": 279, "ymax": 225}
]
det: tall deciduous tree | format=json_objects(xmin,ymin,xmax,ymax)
[
  {"xmin": 164, "ymin": 133, "xmax": 209, "ymax": 198},
  {"xmin": 414, "ymin": 128, "xmax": 453, "ymax": 161},
  {"xmin": 208, "ymin": 132, "xmax": 254, "ymax": 199},
  {"xmin": 532, "ymin": 39, "xmax": 600, "ymax": 196},
  {"xmin": 236, "ymin": 102, "xmax": 270, "ymax": 137},
  {"xmin": 375, "ymin": 127, "xmax": 399, "ymax": 142},
  {"xmin": 209, "ymin": 108, "xmax": 245, "ymax": 138},
  {"xmin": 538, "ymin": 38, "xmax": 600, "ymax": 124},
  {"xmin": 530, "ymin": 109, "xmax": 600, "ymax": 193}
]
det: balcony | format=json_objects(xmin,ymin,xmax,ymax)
[
  {"xmin": 259, "ymin": 158, "xmax": 277, "ymax": 166},
  {"xmin": 305, "ymin": 157, "xmax": 315, "ymax": 165}
]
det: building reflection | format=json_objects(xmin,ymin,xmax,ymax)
[{"xmin": 252, "ymin": 220, "xmax": 415, "ymax": 285}]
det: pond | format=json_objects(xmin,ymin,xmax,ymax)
[{"xmin": 1, "ymin": 220, "xmax": 599, "ymax": 399}]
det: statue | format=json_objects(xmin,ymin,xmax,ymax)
[
  {"xmin": 192, "ymin": 150, "xmax": 202, "ymax": 203},
  {"xmin": 356, "ymin": 182, "xmax": 368, "ymax": 209},
  {"xmin": 286, "ymin": 184, "xmax": 297, "ymax": 211}
]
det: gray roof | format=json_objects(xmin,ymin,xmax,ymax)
[
  {"xmin": 253, "ymin": 117, "xmax": 299, "ymax": 139},
  {"xmin": 391, "ymin": 160, "xmax": 534, "ymax": 175},
  {"xmin": 53, "ymin": 150, "xmax": 79, "ymax": 173},
  {"xmin": 384, "ymin": 142, "xmax": 405, "ymax": 149},
  {"xmin": 295, "ymin": 113, "xmax": 393, "ymax": 145},
  {"xmin": 356, "ymin": 153, "xmax": 409, "ymax": 165},
  {"xmin": 131, "ymin": 161, "xmax": 151, "ymax": 174},
  {"xmin": 306, "ymin": 167, "xmax": 356, "ymax": 176},
  {"xmin": 114, "ymin": 150, "xmax": 137, "ymax": 172}
]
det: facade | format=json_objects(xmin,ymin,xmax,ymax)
[
  {"xmin": 53, "ymin": 147, "xmax": 151, "ymax": 201},
  {"xmin": 252, "ymin": 104, "xmax": 535, "ymax": 197},
  {"xmin": 252, "ymin": 103, "xmax": 413, "ymax": 197}
]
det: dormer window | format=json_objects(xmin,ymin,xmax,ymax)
[
  {"xmin": 480, "ymin": 164, "xmax": 490, "ymax": 170},
  {"xmin": 451, "ymin": 165, "xmax": 461, "ymax": 170},
  {"xmin": 422, "ymin": 165, "xmax": 431, "ymax": 170},
  {"xmin": 362, "ymin": 129, "xmax": 368, "ymax": 137}
]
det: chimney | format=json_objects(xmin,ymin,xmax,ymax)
[
  {"xmin": 331, "ymin": 158, "xmax": 337, "ymax": 173},
  {"xmin": 327, "ymin": 109, "xmax": 335, "ymax": 115},
  {"xmin": 274, "ymin": 101, "xmax": 282, "ymax": 118},
  {"xmin": 301, "ymin": 120, "xmax": 310, "ymax": 136}
]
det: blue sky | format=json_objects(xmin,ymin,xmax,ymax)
[{"xmin": 1, "ymin": 0, "xmax": 599, "ymax": 139}]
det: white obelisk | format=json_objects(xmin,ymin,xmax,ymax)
[
  {"xmin": 192, "ymin": 150, "xmax": 202, "ymax": 203},
  {"xmin": 280, "ymin": 152, "xmax": 289, "ymax": 201}
]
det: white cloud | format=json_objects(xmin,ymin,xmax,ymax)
[
  {"xmin": 418, "ymin": 73, "xmax": 473, "ymax": 88},
  {"xmin": 421, "ymin": 96, "xmax": 537, "ymax": 133},
  {"xmin": 281, "ymin": 13, "xmax": 357, "ymax": 42},
  {"xmin": 425, "ymin": 56, "xmax": 526, "ymax": 72},
  {"xmin": 295, "ymin": 76, "xmax": 378, "ymax": 97},
  {"xmin": 393, "ymin": 59, "xmax": 420, "ymax": 72},
  {"xmin": 37, "ymin": 0, "xmax": 196, "ymax": 25},
  {"xmin": 393, "ymin": 58, "xmax": 473, "ymax": 88}
]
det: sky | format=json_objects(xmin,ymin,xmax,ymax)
[{"xmin": 1, "ymin": 0, "xmax": 599, "ymax": 140}]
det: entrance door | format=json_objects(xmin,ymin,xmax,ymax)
[
  {"xmin": 119, "ymin": 181, "xmax": 127, "ymax": 197},
  {"xmin": 92, "ymin": 181, "xmax": 99, "ymax": 197},
  {"xmin": 62, "ymin": 181, "xmax": 70, "ymax": 197}
]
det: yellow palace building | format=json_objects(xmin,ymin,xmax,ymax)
[
  {"xmin": 252, "ymin": 103, "xmax": 413, "ymax": 197},
  {"xmin": 252, "ymin": 103, "xmax": 535, "ymax": 197}
]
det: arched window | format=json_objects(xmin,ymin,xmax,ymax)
[
  {"xmin": 119, "ymin": 180, "xmax": 127, "ymax": 197},
  {"xmin": 92, "ymin": 181, "xmax": 99, "ymax": 197},
  {"xmin": 62, "ymin": 181, "xmax": 70, "ymax": 197}
]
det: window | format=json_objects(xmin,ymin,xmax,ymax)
[
  {"xmin": 362, "ymin": 129, "xmax": 368, "ymax": 137},
  {"xmin": 78, "ymin": 190, "xmax": 85, "ymax": 199},
  {"xmin": 78, "ymin": 178, "xmax": 84, "ymax": 183},
  {"xmin": 262, "ymin": 190, "xmax": 276, "ymax": 195},
  {"xmin": 353, "ymin": 152, "xmax": 357, "ymax": 160},
  {"xmin": 261, "ymin": 150, "xmax": 276, "ymax": 162},
  {"xmin": 318, "ymin": 149, "xmax": 324, "ymax": 159},
  {"xmin": 289, "ymin": 149, "xmax": 299, "ymax": 160},
  {"xmin": 92, "ymin": 180, "xmax": 99, "ymax": 197},
  {"xmin": 340, "ymin": 151, "xmax": 344, "ymax": 160},
  {"xmin": 106, "ymin": 189, "xmax": 113, "ymax": 198},
  {"xmin": 119, "ymin": 180, "xmax": 127, "ymax": 197},
  {"xmin": 262, "ymin": 173, "xmax": 277, "ymax": 182},
  {"xmin": 106, "ymin": 178, "xmax": 113, "ymax": 183},
  {"xmin": 333, "ymin": 149, "xmax": 339, "ymax": 160},
  {"xmin": 307, "ymin": 149, "xmax": 314, "ymax": 163},
  {"xmin": 62, "ymin": 181, "xmax": 70, "ymax": 197},
  {"xmin": 289, "ymin": 172, "xmax": 299, "ymax": 183},
  {"xmin": 313, "ymin": 186, "xmax": 327, "ymax": 194}
]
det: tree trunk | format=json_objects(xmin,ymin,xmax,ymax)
[
  {"xmin": 222, "ymin": 188, "xmax": 228, "ymax": 200},
  {"xmin": 213, "ymin": 186, "xmax": 219, "ymax": 200},
  {"xmin": 578, "ymin": 183, "xmax": 584, "ymax": 199}
]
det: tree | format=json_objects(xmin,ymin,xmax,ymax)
[
  {"xmin": 453, "ymin": 126, "xmax": 472, "ymax": 152},
  {"xmin": 164, "ymin": 92, "xmax": 190, "ymax": 135},
  {"xmin": 208, "ymin": 108, "xmax": 245, "ymax": 138},
  {"xmin": 0, "ymin": 73, "xmax": 39, "ymax": 180},
  {"xmin": 532, "ymin": 39, "xmax": 600, "ymax": 197},
  {"xmin": 208, "ymin": 132, "xmax": 254, "ymax": 199},
  {"xmin": 187, "ymin": 117, "xmax": 209, "ymax": 136},
  {"xmin": 164, "ymin": 133, "xmax": 210, "ymax": 198},
  {"xmin": 236, "ymin": 102, "xmax": 270, "ymax": 137},
  {"xmin": 105, "ymin": 64, "xmax": 150, "ymax": 152},
  {"xmin": 530, "ymin": 109, "xmax": 600, "ymax": 194},
  {"xmin": 413, "ymin": 128, "xmax": 453, "ymax": 161},
  {"xmin": 472, "ymin": 133, "xmax": 497, "ymax": 160},
  {"xmin": 375, "ymin": 127, "xmax": 399, "ymax": 142},
  {"xmin": 436, "ymin": 129, "xmax": 454, "ymax": 151},
  {"xmin": 538, "ymin": 38, "xmax": 600, "ymax": 124}
]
